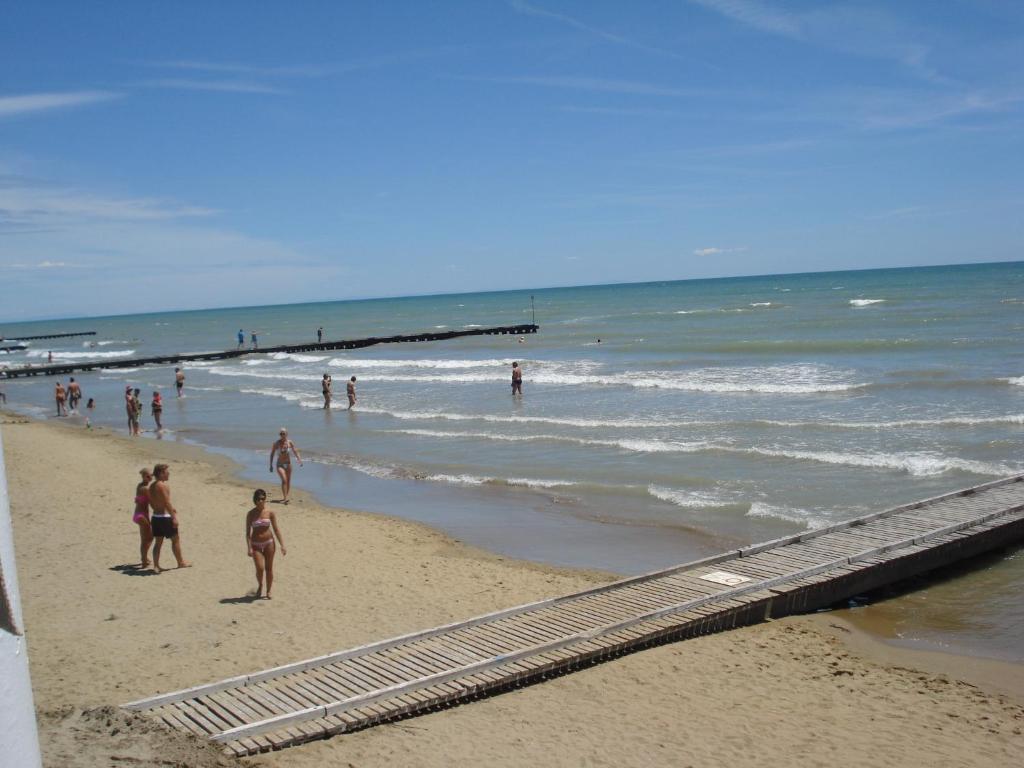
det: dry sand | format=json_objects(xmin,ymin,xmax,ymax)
[{"xmin": 3, "ymin": 412, "xmax": 1022, "ymax": 767}]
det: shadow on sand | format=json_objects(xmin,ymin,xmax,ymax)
[
  {"xmin": 109, "ymin": 563, "xmax": 158, "ymax": 577},
  {"xmin": 219, "ymin": 594, "xmax": 264, "ymax": 604}
]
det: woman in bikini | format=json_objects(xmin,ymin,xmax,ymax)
[
  {"xmin": 269, "ymin": 428, "xmax": 302, "ymax": 504},
  {"xmin": 245, "ymin": 489, "xmax": 286, "ymax": 598},
  {"xmin": 133, "ymin": 468, "xmax": 154, "ymax": 568}
]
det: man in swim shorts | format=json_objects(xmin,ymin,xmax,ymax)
[
  {"xmin": 67, "ymin": 377, "xmax": 82, "ymax": 413},
  {"xmin": 149, "ymin": 464, "xmax": 191, "ymax": 572},
  {"xmin": 322, "ymin": 373, "xmax": 332, "ymax": 409},
  {"xmin": 347, "ymin": 376, "xmax": 357, "ymax": 409},
  {"xmin": 511, "ymin": 361, "xmax": 522, "ymax": 395},
  {"xmin": 175, "ymin": 367, "xmax": 185, "ymax": 397}
]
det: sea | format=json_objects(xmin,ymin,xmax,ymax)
[{"xmin": 2, "ymin": 261, "xmax": 1022, "ymax": 662}]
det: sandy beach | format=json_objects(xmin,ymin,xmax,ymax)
[{"xmin": 4, "ymin": 411, "xmax": 1023, "ymax": 767}]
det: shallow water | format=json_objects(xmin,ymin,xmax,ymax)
[{"xmin": 3, "ymin": 262, "xmax": 1023, "ymax": 660}]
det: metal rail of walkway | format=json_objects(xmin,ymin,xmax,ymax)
[
  {"xmin": 124, "ymin": 474, "xmax": 1024, "ymax": 756},
  {"xmin": 1, "ymin": 324, "xmax": 538, "ymax": 379}
]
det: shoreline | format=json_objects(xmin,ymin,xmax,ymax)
[{"xmin": 4, "ymin": 410, "xmax": 1023, "ymax": 766}]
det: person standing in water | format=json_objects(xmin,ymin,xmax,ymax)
[
  {"xmin": 151, "ymin": 390, "xmax": 164, "ymax": 431},
  {"xmin": 347, "ymin": 376, "xmax": 357, "ymax": 409},
  {"xmin": 322, "ymin": 373, "xmax": 332, "ymax": 409},
  {"xmin": 511, "ymin": 361, "xmax": 523, "ymax": 396},
  {"xmin": 67, "ymin": 377, "xmax": 82, "ymax": 413},
  {"xmin": 245, "ymin": 489, "xmax": 286, "ymax": 599},
  {"xmin": 55, "ymin": 381, "xmax": 67, "ymax": 416},
  {"xmin": 269, "ymin": 428, "xmax": 302, "ymax": 504},
  {"xmin": 149, "ymin": 463, "xmax": 191, "ymax": 572},
  {"xmin": 175, "ymin": 367, "xmax": 185, "ymax": 398}
]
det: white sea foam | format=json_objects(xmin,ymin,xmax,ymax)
[
  {"xmin": 1005, "ymin": 377, "xmax": 1024, "ymax": 387},
  {"xmin": 357, "ymin": 406, "xmax": 692, "ymax": 429},
  {"xmin": 83, "ymin": 339, "xmax": 128, "ymax": 347},
  {"xmin": 747, "ymin": 502, "xmax": 828, "ymax": 529},
  {"xmin": 749, "ymin": 302, "xmax": 772, "ymax": 307},
  {"xmin": 423, "ymin": 473, "xmax": 578, "ymax": 489},
  {"xmin": 389, "ymin": 428, "xmax": 708, "ymax": 453},
  {"xmin": 328, "ymin": 358, "xmax": 516, "ymax": 370},
  {"xmin": 850, "ymin": 299, "xmax": 886, "ymax": 307},
  {"xmin": 647, "ymin": 485, "xmax": 734, "ymax": 508},
  {"xmin": 239, "ymin": 387, "xmax": 315, "ymax": 404},
  {"xmin": 744, "ymin": 446, "xmax": 1014, "ymax": 477},
  {"xmin": 28, "ymin": 349, "xmax": 135, "ymax": 359},
  {"xmin": 271, "ymin": 352, "xmax": 328, "ymax": 363}
]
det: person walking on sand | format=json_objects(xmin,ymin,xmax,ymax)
[
  {"xmin": 149, "ymin": 464, "xmax": 191, "ymax": 572},
  {"xmin": 151, "ymin": 390, "xmax": 164, "ymax": 431},
  {"xmin": 269, "ymin": 428, "xmax": 302, "ymax": 504},
  {"xmin": 55, "ymin": 380, "xmax": 67, "ymax": 416},
  {"xmin": 511, "ymin": 361, "xmax": 523, "ymax": 396},
  {"xmin": 322, "ymin": 373, "xmax": 332, "ymax": 409},
  {"xmin": 245, "ymin": 488, "xmax": 286, "ymax": 599},
  {"xmin": 132, "ymin": 468, "xmax": 154, "ymax": 568},
  {"xmin": 347, "ymin": 376, "xmax": 357, "ymax": 409},
  {"xmin": 175, "ymin": 367, "xmax": 185, "ymax": 398},
  {"xmin": 237, "ymin": 328, "xmax": 245, "ymax": 349},
  {"xmin": 67, "ymin": 377, "xmax": 81, "ymax": 413}
]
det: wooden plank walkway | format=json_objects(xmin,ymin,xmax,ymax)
[
  {"xmin": 1, "ymin": 324, "xmax": 538, "ymax": 379},
  {"xmin": 123, "ymin": 474, "xmax": 1024, "ymax": 756},
  {"xmin": 0, "ymin": 331, "xmax": 96, "ymax": 342}
]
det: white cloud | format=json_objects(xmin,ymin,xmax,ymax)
[
  {"xmin": 688, "ymin": 0, "xmax": 800, "ymax": 37},
  {"xmin": 0, "ymin": 90, "xmax": 121, "ymax": 118},
  {"xmin": 508, "ymin": 0, "xmax": 684, "ymax": 60},
  {"xmin": 8, "ymin": 260, "xmax": 74, "ymax": 269},
  {"xmin": 141, "ymin": 79, "xmax": 285, "ymax": 94},
  {"xmin": 694, "ymin": 246, "xmax": 747, "ymax": 256},
  {"xmin": 464, "ymin": 75, "xmax": 694, "ymax": 97}
]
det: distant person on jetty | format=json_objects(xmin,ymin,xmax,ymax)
[
  {"xmin": 317, "ymin": 326, "xmax": 323, "ymax": 343},
  {"xmin": 251, "ymin": 331, "xmax": 259, "ymax": 349},
  {"xmin": 125, "ymin": 386, "xmax": 138, "ymax": 435},
  {"xmin": 511, "ymin": 362, "xmax": 522, "ymax": 396},
  {"xmin": 67, "ymin": 377, "xmax": 81, "ymax": 413},
  {"xmin": 269, "ymin": 428, "xmax": 303, "ymax": 504},
  {"xmin": 245, "ymin": 488, "xmax": 286, "ymax": 599},
  {"xmin": 151, "ymin": 391, "xmax": 163, "ymax": 431},
  {"xmin": 133, "ymin": 468, "xmax": 154, "ymax": 568},
  {"xmin": 55, "ymin": 380, "xmax": 67, "ymax": 416},
  {"xmin": 237, "ymin": 329, "xmax": 245, "ymax": 349},
  {"xmin": 149, "ymin": 464, "xmax": 191, "ymax": 572},
  {"xmin": 132, "ymin": 389, "xmax": 142, "ymax": 435},
  {"xmin": 347, "ymin": 376, "xmax": 357, "ymax": 409},
  {"xmin": 322, "ymin": 373, "xmax": 332, "ymax": 409},
  {"xmin": 175, "ymin": 367, "xmax": 185, "ymax": 398}
]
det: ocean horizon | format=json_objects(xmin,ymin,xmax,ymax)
[{"xmin": 3, "ymin": 260, "xmax": 1023, "ymax": 662}]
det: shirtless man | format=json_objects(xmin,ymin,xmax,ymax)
[
  {"xmin": 347, "ymin": 376, "xmax": 357, "ymax": 409},
  {"xmin": 175, "ymin": 367, "xmax": 185, "ymax": 398},
  {"xmin": 67, "ymin": 377, "xmax": 82, "ymax": 413},
  {"xmin": 322, "ymin": 373, "xmax": 332, "ymax": 409},
  {"xmin": 511, "ymin": 361, "xmax": 523, "ymax": 396},
  {"xmin": 149, "ymin": 464, "xmax": 191, "ymax": 572}
]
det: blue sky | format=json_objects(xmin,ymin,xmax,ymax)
[{"xmin": 1, "ymin": 1, "xmax": 1022, "ymax": 320}]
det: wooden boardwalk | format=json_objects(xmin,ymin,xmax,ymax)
[
  {"xmin": 123, "ymin": 474, "xmax": 1024, "ymax": 757},
  {"xmin": 1, "ymin": 324, "xmax": 538, "ymax": 379}
]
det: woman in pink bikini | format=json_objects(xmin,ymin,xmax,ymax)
[
  {"xmin": 245, "ymin": 489, "xmax": 286, "ymax": 599},
  {"xmin": 133, "ymin": 468, "xmax": 154, "ymax": 567}
]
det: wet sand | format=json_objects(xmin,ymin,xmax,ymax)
[{"xmin": 3, "ymin": 412, "xmax": 1023, "ymax": 767}]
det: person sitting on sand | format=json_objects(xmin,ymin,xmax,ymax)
[
  {"xmin": 269, "ymin": 428, "xmax": 302, "ymax": 504},
  {"xmin": 151, "ymin": 390, "xmax": 163, "ymax": 431},
  {"xmin": 347, "ymin": 376, "xmax": 357, "ymax": 409},
  {"xmin": 133, "ymin": 468, "xmax": 154, "ymax": 568},
  {"xmin": 55, "ymin": 380, "xmax": 67, "ymax": 416},
  {"xmin": 149, "ymin": 463, "xmax": 191, "ymax": 572},
  {"xmin": 246, "ymin": 488, "xmax": 286, "ymax": 599}
]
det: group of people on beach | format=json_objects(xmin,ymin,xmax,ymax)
[
  {"xmin": 53, "ymin": 378, "xmax": 93, "ymax": 421},
  {"xmin": 125, "ymin": 387, "xmax": 163, "ymax": 435},
  {"xmin": 129, "ymin": 427, "xmax": 294, "ymax": 597},
  {"xmin": 321, "ymin": 374, "xmax": 357, "ymax": 409}
]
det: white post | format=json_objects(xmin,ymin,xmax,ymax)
[{"xmin": 0, "ymin": 425, "xmax": 43, "ymax": 767}]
